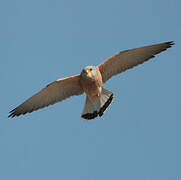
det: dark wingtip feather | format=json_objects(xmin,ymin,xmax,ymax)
[
  {"xmin": 8, "ymin": 114, "xmax": 14, "ymax": 118},
  {"xmin": 8, "ymin": 110, "xmax": 16, "ymax": 118},
  {"xmin": 165, "ymin": 41, "xmax": 175, "ymax": 47},
  {"xmin": 8, "ymin": 108, "xmax": 21, "ymax": 118},
  {"xmin": 8, "ymin": 109, "xmax": 14, "ymax": 118}
]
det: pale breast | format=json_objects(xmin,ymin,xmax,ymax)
[{"xmin": 80, "ymin": 77, "xmax": 102, "ymax": 98}]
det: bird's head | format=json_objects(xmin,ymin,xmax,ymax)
[{"xmin": 81, "ymin": 66, "xmax": 98, "ymax": 79}]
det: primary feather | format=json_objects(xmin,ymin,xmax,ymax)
[
  {"xmin": 9, "ymin": 75, "xmax": 83, "ymax": 117},
  {"xmin": 98, "ymin": 41, "xmax": 174, "ymax": 83}
]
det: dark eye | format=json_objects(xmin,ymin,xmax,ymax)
[{"xmin": 90, "ymin": 68, "xmax": 92, "ymax": 71}]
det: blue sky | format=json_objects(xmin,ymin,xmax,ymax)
[{"xmin": 1, "ymin": 0, "xmax": 180, "ymax": 179}]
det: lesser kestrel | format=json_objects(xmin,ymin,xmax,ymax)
[{"xmin": 9, "ymin": 41, "xmax": 174, "ymax": 120}]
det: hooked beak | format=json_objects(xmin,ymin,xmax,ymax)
[{"xmin": 83, "ymin": 69, "xmax": 92, "ymax": 78}]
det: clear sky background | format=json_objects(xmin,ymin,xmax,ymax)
[{"xmin": 1, "ymin": 0, "xmax": 180, "ymax": 179}]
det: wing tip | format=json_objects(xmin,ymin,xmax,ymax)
[
  {"xmin": 8, "ymin": 107, "xmax": 28, "ymax": 118},
  {"xmin": 165, "ymin": 41, "xmax": 175, "ymax": 47},
  {"xmin": 8, "ymin": 109, "xmax": 16, "ymax": 118},
  {"xmin": 8, "ymin": 109, "xmax": 20, "ymax": 118},
  {"xmin": 8, "ymin": 113, "xmax": 16, "ymax": 118}
]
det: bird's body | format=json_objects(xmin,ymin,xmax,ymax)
[
  {"xmin": 9, "ymin": 41, "xmax": 174, "ymax": 120},
  {"xmin": 80, "ymin": 77, "xmax": 101, "ymax": 98},
  {"xmin": 79, "ymin": 66, "xmax": 113, "ymax": 119},
  {"xmin": 80, "ymin": 66, "xmax": 102, "ymax": 98}
]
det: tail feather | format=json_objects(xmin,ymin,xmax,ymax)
[
  {"xmin": 99, "ymin": 93, "xmax": 113, "ymax": 117},
  {"xmin": 81, "ymin": 97, "xmax": 98, "ymax": 120},
  {"xmin": 81, "ymin": 87, "xmax": 114, "ymax": 120}
]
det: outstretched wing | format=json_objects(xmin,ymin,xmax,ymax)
[
  {"xmin": 98, "ymin": 41, "xmax": 174, "ymax": 83},
  {"xmin": 9, "ymin": 74, "xmax": 83, "ymax": 117}
]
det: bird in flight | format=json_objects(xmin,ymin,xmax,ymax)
[{"xmin": 9, "ymin": 41, "xmax": 174, "ymax": 120}]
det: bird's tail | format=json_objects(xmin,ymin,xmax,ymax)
[{"xmin": 81, "ymin": 87, "xmax": 114, "ymax": 120}]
